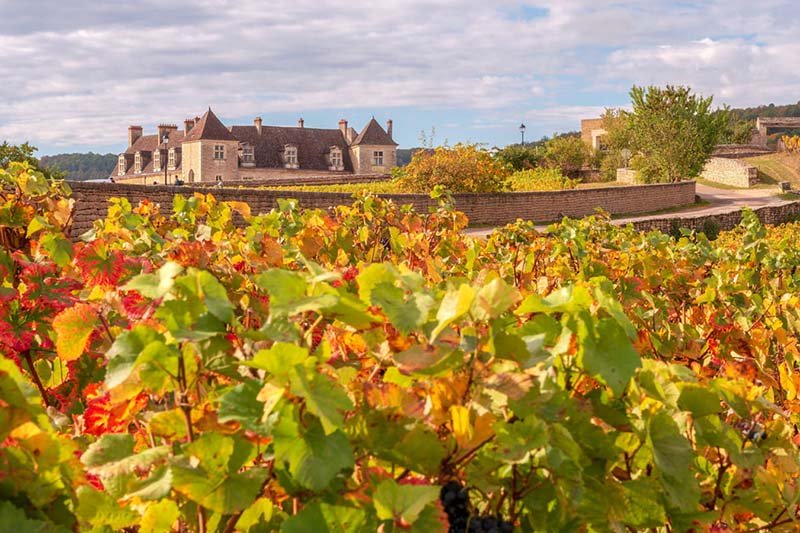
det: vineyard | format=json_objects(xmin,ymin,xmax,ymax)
[{"xmin": 3, "ymin": 160, "xmax": 800, "ymax": 531}]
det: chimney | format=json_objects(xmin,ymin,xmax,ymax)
[
  {"xmin": 184, "ymin": 119, "xmax": 194, "ymax": 135},
  {"xmin": 339, "ymin": 119, "xmax": 348, "ymax": 137},
  {"xmin": 386, "ymin": 119, "xmax": 393, "ymax": 139},
  {"xmin": 128, "ymin": 125, "xmax": 143, "ymax": 147},
  {"xmin": 157, "ymin": 124, "xmax": 177, "ymax": 143},
  {"xmin": 298, "ymin": 117, "xmax": 304, "ymax": 128},
  {"xmin": 254, "ymin": 116, "xmax": 262, "ymax": 135}
]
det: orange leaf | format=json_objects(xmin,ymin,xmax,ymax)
[{"xmin": 53, "ymin": 303, "xmax": 98, "ymax": 361}]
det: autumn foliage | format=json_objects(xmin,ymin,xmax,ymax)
[
  {"xmin": 394, "ymin": 144, "xmax": 511, "ymax": 193},
  {"xmin": 3, "ymin": 161, "xmax": 800, "ymax": 531}
]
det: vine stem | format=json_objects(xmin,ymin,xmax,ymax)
[
  {"xmin": 23, "ymin": 350, "xmax": 51, "ymax": 407},
  {"xmin": 176, "ymin": 350, "xmax": 204, "ymax": 533}
]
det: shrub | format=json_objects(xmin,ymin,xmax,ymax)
[
  {"xmin": 599, "ymin": 150, "xmax": 627, "ymax": 182},
  {"xmin": 394, "ymin": 144, "xmax": 510, "ymax": 193},
  {"xmin": 508, "ymin": 167, "xmax": 578, "ymax": 191}
]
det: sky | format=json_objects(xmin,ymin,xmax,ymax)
[{"xmin": 1, "ymin": 0, "xmax": 799, "ymax": 155}]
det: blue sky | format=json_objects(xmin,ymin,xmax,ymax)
[{"xmin": 0, "ymin": 0, "xmax": 798, "ymax": 155}]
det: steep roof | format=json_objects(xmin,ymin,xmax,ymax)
[
  {"xmin": 184, "ymin": 108, "xmax": 237, "ymax": 142},
  {"xmin": 230, "ymin": 125, "xmax": 354, "ymax": 172},
  {"xmin": 352, "ymin": 118, "xmax": 397, "ymax": 146}
]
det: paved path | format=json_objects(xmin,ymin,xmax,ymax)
[{"xmin": 464, "ymin": 183, "xmax": 796, "ymax": 238}]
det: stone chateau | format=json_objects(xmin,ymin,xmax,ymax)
[{"xmin": 112, "ymin": 108, "xmax": 398, "ymax": 184}]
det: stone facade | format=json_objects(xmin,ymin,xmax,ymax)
[
  {"xmin": 699, "ymin": 157, "xmax": 759, "ymax": 188},
  {"xmin": 67, "ymin": 180, "xmax": 696, "ymax": 235},
  {"xmin": 616, "ymin": 168, "xmax": 638, "ymax": 184},
  {"xmin": 580, "ymin": 118, "xmax": 606, "ymax": 150},
  {"xmin": 113, "ymin": 109, "xmax": 398, "ymax": 184}
]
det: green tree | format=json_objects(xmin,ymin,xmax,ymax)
[
  {"xmin": 625, "ymin": 85, "xmax": 727, "ymax": 183},
  {"xmin": 543, "ymin": 135, "xmax": 590, "ymax": 178},
  {"xmin": 0, "ymin": 141, "xmax": 65, "ymax": 180},
  {"xmin": 493, "ymin": 144, "xmax": 543, "ymax": 171}
]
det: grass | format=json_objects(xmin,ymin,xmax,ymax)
[{"xmin": 745, "ymin": 152, "xmax": 800, "ymax": 186}]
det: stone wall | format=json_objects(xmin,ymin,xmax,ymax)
[
  {"xmin": 629, "ymin": 200, "xmax": 800, "ymax": 233},
  {"xmin": 699, "ymin": 157, "xmax": 759, "ymax": 187},
  {"xmin": 67, "ymin": 180, "xmax": 696, "ymax": 235},
  {"xmin": 712, "ymin": 144, "xmax": 774, "ymax": 159}
]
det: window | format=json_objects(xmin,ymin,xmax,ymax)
[
  {"xmin": 372, "ymin": 151, "xmax": 384, "ymax": 166},
  {"xmin": 214, "ymin": 145, "xmax": 225, "ymax": 160},
  {"xmin": 329, "ymin": 147, "xmax": 343, "ymax": 169},
  {"xmin": 284, "ymin": 145, "xmax": 298, "ymax": 168},
  {"xmin": 168, "ymin": 149, "xmax": 177, "ymax": 169},
  {"xmin": 134, "ymin": 152, "xmax": 142, "ymax": 173},
  {"xmin": 118, "ymin": 155, "xmax": 126, "ymax": 175},
  {"xmin": 215, "ymin": 175, "xmax": 223, "ymax": 182},
  {"xmin": 153, "ymin": 150, "xmax": 161, "ymax": 171},
  {"xmin": 241, "ymin": 144, "xmax": 254, "ymax": 165}
]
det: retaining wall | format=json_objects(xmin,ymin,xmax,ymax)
[
  {"xmin": 628, "ymin": 200, "xmax": 800, "ymax": 233},
  {"xmin": 699, "ymin": 157, "xmax": 759, "ymax": 187},
  {"xmin": 67, "ymin": 180, "xmax": 697, "ymax": 235}
]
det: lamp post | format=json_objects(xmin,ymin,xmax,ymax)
[
  {"xmin": 519, "ymin": 123, "xmax": 526, "ymax": 146},
  {"xmin": 161, "ymin": 134, "xmax": 169, "ymax": 185}
]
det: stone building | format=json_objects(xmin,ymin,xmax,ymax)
[
  {"xmin": 112, "ymin": 109, "xmax": 398, "ymax": 183},
  {"xmin": 580, "ymin": 118, "xmax": 607, "ymax": 150}
]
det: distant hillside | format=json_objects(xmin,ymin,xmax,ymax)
[
  {"xmin": 40, "ymin": 152, "xmax": 117, "ymax": 181},
  {"xmin": 728, "ymin": 101, "xmax": 800, "ymax": 122},
  {"xmin": 397, "ymin": 148, "xmax": 423, "ymax": 166}
]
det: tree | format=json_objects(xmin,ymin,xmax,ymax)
[
  {"xmin": 394, "ymin": 144, "xmax": 510, "ymax": 193},
  {"xmin": 543, "ymin": 135, "xmax": 590, "ymax": 178},
  {"xmin": 625, "ymin": 85, "xmax": 727, "ymax": 183},
  {"xmin": 493, "ymin": 144, "xmax": 543, "ymax": 171},
  {"xmin": 0, "ymin": 141, "xmax": 65, "ymax": 180}
]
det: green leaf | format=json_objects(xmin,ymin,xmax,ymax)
[
  {"xmin": 245, "ymin": 342, "xmax": 310, "ymax": 382},
  {"xmin": 646, "ymin": 411, "xmax": 700, "ymax": 511},
  {"xmin": 140, "ymin": 499, "xmax": 180, "ymax": 533},
  {"xmin": 236, "ymin": 498, "xmax": 274, "ymax": 532},
  {"xmin": 281, "ymin": 503, "xmax": 369, "ymax": 533},
  {"xmin": 176, "ymin": 269, "xmax": 234, "ymax": 323},
  {"xmin": 356, "ymin": 263, "xmax": 397, "ymax": 302},
  {"xmin": 0, "ymin": 501, "xmax": 54, "ymax": 533},
  {"xmin": 273, "ymin": 414, "xmax": 354, "ymax": 491},
  {"xmin": 472, "ymin": 277, "xmax": 520, "ymax": 321},
  {"xmin": 677, "ymin": 384, "xmax": 722, "ymax": 417},
  {"xmin": 372, "ymin": 479, "xmax": 439, "ymax": 525},
  {"xmin": 370, "ymin": 282, "xmax": 433, "ymax": 333},
  {"xmin": 576, "ymin": 315, "xmax": 641, "ymax": 396},
  {"xmin": 81, "ymin": 434, "xmax": 135, "ymax": 470},
  {"xmin": 218, "ymin": 380, "xmax": 275, "ymax": 435},
  {"xmin": 431, "ymin": 284, "xmax": 475, "ymax": 341},
  {"xmin": 515, "ymin": 284, "xmax": 591, "ymax": 315},
  {"xmin": 76, "ymin": 486, "xmax": 138, "ymax": 530},
  {"xmin": 289, "ymin": 367, "xmax": 353, "ymax": 435},
  {"xmin": 123, "ymin": 261, "xmax": 183, "ymax": 299}
]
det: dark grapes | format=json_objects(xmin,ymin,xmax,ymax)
[{"xmin": 439, "ymin": 481, "xmax": 515, "ymax": 532}]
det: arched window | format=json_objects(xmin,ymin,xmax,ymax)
[
  {"xmin": 329, "ymin": 146, "xmax": 343, "ymax": 170},
  {"xmin": 188, "ymin": 169, "xmax": 195, "ymax": 183}
]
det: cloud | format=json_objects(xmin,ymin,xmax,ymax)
[{"xmin": 0, "ymin": 0, "xmax": 798, "ymax": 151}]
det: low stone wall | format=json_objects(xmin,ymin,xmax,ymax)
[
  {"xmin": 629, "ymin": 199, "xmax": 800, "ymax": 234},
  {"xmin": 67, "ymin": 180, "xmax": 696, "ymax": 235},
  {"xmin": 700, "ymin": 157, "xmax": 758, "ymax": 187}
]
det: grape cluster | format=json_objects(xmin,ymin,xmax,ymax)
[{"xmin": 440, "ymin": 481, "xmax": 514, "ymax": 533}]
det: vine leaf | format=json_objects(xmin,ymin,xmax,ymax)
[{"xmin": 53, "ymin": 303, "xmax": 99, "ymax": 361}]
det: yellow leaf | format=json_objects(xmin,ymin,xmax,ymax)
[
  {"xmin": 450, "ymin": 405, "xmax": 473, "ymax": 448},
  {"xmin": 226, "ymin": 201, "xmax": 251, "ymax": 219},
  {"xmin": 53, "ymin": 303, "xmax": 99, "ymax": 361}
]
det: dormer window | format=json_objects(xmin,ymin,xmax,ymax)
[
  {"xmin": 283, "ymin": 144, "xmax": 298, "ymax": 169},
  {"xmin": 118, "ymin": 155, "xmax": 126, "ymax": 175},
  {"xmin": 168, "ymin": 148, "xmax": 177, "ymax": 169},
  {"xmin": 329, "ymin": 146, "xmax": 343, "ymax": 171},
  {"xmin": 153, "ymin": 150, "xmax": 161, "ymax": 171},
  {"xmin": 134, "ymin": 152, "xmax": 142, "ymax": 173},
  {"xmin": 213, "ymin": 144, "xmax": 225, "ymax": 160}
]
